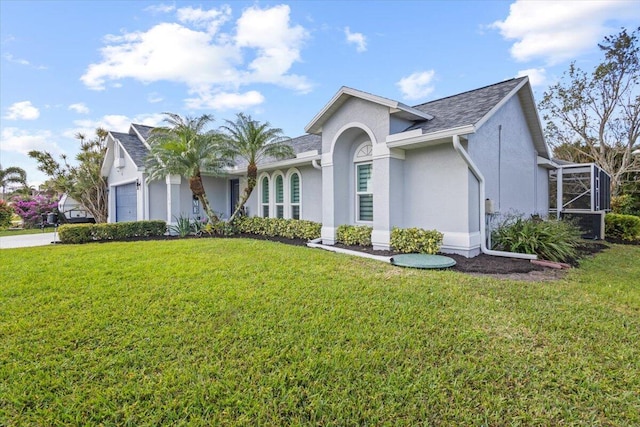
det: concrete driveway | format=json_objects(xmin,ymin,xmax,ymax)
[{"xmin": 0, "ymin": 232, "xmax": 59, "ymax": 249}]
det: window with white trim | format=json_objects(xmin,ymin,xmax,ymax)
[
  {"xmin": 289, "ymin": 172, "xmax": 301, "ymax": 220},
  {"xmin": 274, "ymin": 174, "xmax": 284, "ymax": 218},
  {"xmin": 354, "ymin": 141, "xmax": 373, "ymax": 222},
  {"xmin": 260, "ymin": 175, "xmax": 270, "ymax": 217}
]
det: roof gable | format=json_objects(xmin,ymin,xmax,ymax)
[{"xmin": 305, "ymin": 86, "xmax": 433, "ymax": 134}]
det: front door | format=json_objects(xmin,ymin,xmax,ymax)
[{"xmin": 230, "ymin": 179, "xmax": 240, "ymax": 217}]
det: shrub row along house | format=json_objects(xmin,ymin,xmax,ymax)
[{"xmin": 101, "ymin": 76, "xmax": 602, "ymax": 257}]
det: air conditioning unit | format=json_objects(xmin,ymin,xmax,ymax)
[{"xmin": 561, "ymin": 211, "xmax": 606, "ymax": 240}]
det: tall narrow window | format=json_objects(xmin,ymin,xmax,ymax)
[
  {"xmin": 261, "ymin": 176, "xmax": 270, "ymax": 217},
  {"xmin": 356, "ymin": 162, "xmax": 373, "ymax": 222},
  {"xmin": 274, "ymin": 174, "xmax": 284, "ymax": 218},
  {"xmin": 290, "ymin": 172, "xmax": 300, "ymax": 220}
]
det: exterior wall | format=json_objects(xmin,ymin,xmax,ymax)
[
  {"xmin": 536, "ymin": 166, "xmax": 550, "ymax": 216},
  {"xmin": 403, "ymin": 143, "xmax": 476, "ymax": 253},
  {"xmin": 147, "ymin": 179, "xmax": 167, "ymax": 221},
  {"xmin": 244, "ymin": 165, "xmax": 322, "ymax": 222},
  {"xmin": 468, "ymin": 95, "xmax": 541, "ymax": 217},
  {"xmin": 106, "ymin": 145, "xmax": 143, "ymax": 223}
]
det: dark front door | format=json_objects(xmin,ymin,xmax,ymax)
[
  {"xmin": 230, "ymin": 179, "xmax": 240, "ymax": 217},
  {"xmin": 115, "ymin": 182, "xmax": 137, "ymax": 222}
]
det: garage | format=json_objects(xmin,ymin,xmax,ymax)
[{"xmin": 115, "ymin": 182, "xmax": 137, "ymax": 222}]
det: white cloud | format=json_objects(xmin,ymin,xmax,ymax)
[
  {"xmin": 517, "ymin": 68, "xmax": 547, "ymax": 87},
  {"xmin": 64, "ymin": 113, "xmax": 166, "ymax": 139},
  {"xmin": 4, "ymin": 53, "xmax": 29, "ymax": 65},
  {"xmin": 492, "ymin": 0, "xmax": 640, "ymax": 64},
  {"xmin": 81, "ymin": 4, "xmax": 311, "ymax": 108},
  {"xmin": 0, "ymin": 128, "xmax": 60, "ymax": 155},
  {"xmin": 177, "ymin": 5, "xmax": 231, "ymax": 34},
  {"xmin": 68, "ymin": 103, "xmax": 90, "ymax": 114},
  {"xmin": 144, "ymin": 3, "xmax": 175, "ymax": 14},
  {"xmin": 345, "ymin": 27, "xmax": 367, "ymax": 53},
  {"xmin": 185, "ymin": 90, "xmax": 265, "ymax": 110},
  {"xmin": 397, "ymin": 70, "xmax": 436, "ymax": 101},
  {"xmin": 4, "ymin": 101, "xmax": 40, "ymax": 120}
]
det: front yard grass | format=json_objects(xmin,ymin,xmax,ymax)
[
  {"xmin": 0, "ymin": 228, "xmax": 49, "ymax": 237},
  {"xmin": 1, "ymin": 239, "xmax": 638, "ymax": 425}
]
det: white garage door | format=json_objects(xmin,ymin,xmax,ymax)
[{"xmin": 115, "ymin": 182, "xmax": 137, "ymax": 222}]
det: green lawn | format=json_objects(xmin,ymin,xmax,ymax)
[{"xmin": 1, "ymin": 239, "xmax": 638, "ymax": 426}]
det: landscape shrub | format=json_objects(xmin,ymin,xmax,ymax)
[
  {"xmin": 0, "ymin": 200, "xmax": 13, "ymax": 228},
  {"xmin": 390, "ymin": 227, "xmax": 443, "ymax": 254},
  {"xmin": 169, "ymin": 215, "xmax": 194, "ymax": 238},
  {"xmin": 491, "ymin": 215, "xmax": 582, "ymax": 262},
  {"xmin": 611, "ymin": 194, "xmax": 640, "ymax": 217},
  {"xmin": 605, "ymin": 213, "xmax": 640, "ymax": 241},
  {"xmin": 235, "ymin": 217, "xmax": 321, "ymax": 240},
  {"xmin": 58, "ymin": 220, "xmax": 167, "ymax": 244},
  {"xmin": 11, "ymin": 194, "xmax": 59, "ymax": 228},
  {"xmin": 58, "ymin": 224, "xmax": 94, "ymax": 244},
  {"xmin": 336, "ymin": 225, "xmax": 372, "ymax": 246}
]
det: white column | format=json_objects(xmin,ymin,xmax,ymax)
[
  {"xmin": 371, "ymin": 145, "xmax": 405, "ymax": 250},
  {"xmin": 166, "ymin": 174, "xmax": 182, "ymax": 230},
  {"xmin": 320, "ymin": 153, "xmax": 336, "ymax": 245}
]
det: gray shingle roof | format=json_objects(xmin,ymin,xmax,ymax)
[
  {"xmin": 406, "ymin": 77, "xmax": 526, "ymax": 133},
  {"xmin": 234, "ymin": 133, "xmax": 322, "ymax": 169},
  {"xmin": 111, "ymin": 131, "xmax": 149, "ymax": 168},
  {"xmin": 130, "ymin": 123, "xmax": 154, "ymax": 141}
]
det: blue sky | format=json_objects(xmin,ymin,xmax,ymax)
[{"xmin": 1, "ymin": 0, "xmax": 638, "ymax": 186}]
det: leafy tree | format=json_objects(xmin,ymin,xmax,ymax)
[
  {"xmin": 219, "ymin": 113, "xmax": 294, "ymax": 222},
  {"xmin": 0, "ymin": 165, "xmax": 27, "ymax": 200},
  {"xmin": 11, "ymin": 193, "xmax": 59, "ymax": 228},
  {"xmin": 145, "ymin": 113, "xmax": 229, "ymax": 222},
  {"xmin": 541, "ymin": 27, "xmax": 640, "ymax": 196},
  {"xmin": 29, "ymin": 129, "xmax": 109, "ymax": 222},
  {"xmin": 0, "ymin": 199, "xmax": 14, "ymax": 228}
]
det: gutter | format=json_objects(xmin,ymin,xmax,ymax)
[{"xmin": 452, "ymin": 135, "xmax": 537, "ymax": 260}]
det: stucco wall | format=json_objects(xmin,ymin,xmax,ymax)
[
  {"xmin": 244, "ymin": 165, "xmax": 322, "ymax": 222},
  {"xmin": 468, "ymin": 95, "xmax": 542, "ymax": 217},
  {"xmin": 403, "ymin": 144, "xmax": 470, "ymax": 233},
  {"xmin": 536, "ymin": 165, "xmax": 550, "ymax": 215},
  {"xmin": 147, "ymin": 179, "xmax": 167, "ymax": 221}
]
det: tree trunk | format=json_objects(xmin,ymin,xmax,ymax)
[
  {"xmin": 189, "ymin": 174, "xmax": 219, "ymax": 222},
  {"xmin": 228, "ymin": 162, "xmax": 257, "ymax": 223}
]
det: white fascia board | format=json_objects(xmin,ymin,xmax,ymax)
[
  {"xmin": 225, "ymin": 155, "xmax": 322, "ymax": 175},
  {"xmin": 305, "ymin": 86, "xmax": 432, "ymax": 134},
  {"xmin": 386, "ymin": 125, "xmax": 475, "ymax": 149},
  {"xmin": 474, "ymin": 78, "xmax": 528, "ymax": 131},
  {"xmin": 537, "ymin": 156, "xmax": 559, "ymax": 169},
  {"xmin": 296, "ymin": 150, "xmax": 319, "ymax": 159},
  {"xmin": 100, "ymin": 134, "xmax": 116, "ymax": 177},
  {"xmin": 130, "ymin": 124, "xmax": 152, "ymax": 150},
  {"xmin": 386, "ymin": 128, "xmax": 423, "ymax": 143}
]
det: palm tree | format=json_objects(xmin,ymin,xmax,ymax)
[
  {"xmin": 145, "ymin": 113, "xmax": 229, "ymax": 222},
  {"xmin": 219, "ymin": 113, "xmax": 295, "ymax": 222},
  {"xmin": 0, "ymin": 165, "xmax": 27, "ymax": 200}
]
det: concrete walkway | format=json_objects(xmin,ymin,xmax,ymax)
[{"xmin": 0, "ymin": 232, "xmax": 58, "ymax": 249}]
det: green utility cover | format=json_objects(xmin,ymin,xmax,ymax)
[{"xmin": 391, "ymin": 254, "xmax": 456, "ymax": 269}]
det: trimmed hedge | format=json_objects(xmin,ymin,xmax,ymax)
[
  {"xmin": 59, "ymin": 220, "xmax": 167, "ymax": 244},
  {"xmin": 390, "ymin": 227, "xmax": 443, "ymax": 254},
  {"xmin": 235, "ymin": 217, "xmax": 321, "ymax": 240},
  {"xmin": 336, "ymin": 225, "xmax": 373, "ymax": 246},
  {"xmin": 605, "ymin": 213, "xmax": 640, "ymax": 241}
]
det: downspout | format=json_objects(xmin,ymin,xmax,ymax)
[
  {"xmin": 452, "ymin": 135, "xmax": 537, "ymax": 260},
  {"xmin": 312, "ymin": 159, "xmax": 322, "ymax": 170}
]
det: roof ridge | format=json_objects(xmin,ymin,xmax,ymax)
[{"xmin": 411, "ymin": 77, "xmax": 525, "ymax": 108}]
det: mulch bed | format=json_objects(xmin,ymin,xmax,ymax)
[{"xmin": 91, "ymin": 232, "xmax": 622, "ymax": 278}]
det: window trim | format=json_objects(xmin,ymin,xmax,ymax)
[
  {"xmin": 353, "ymin": 141, "xmax": 373, "ymax": 224},
  {"xmin": 272, "ymin": 171, "xmax": 285, "ymax": 219},
  {"xmin": 286, "ymin": 168, "xmax": 302, "ymax": 220},
  {"xmin": 355, "ymin": 161, "xmax": 373, "ymax": 223},
  {"xmin": 258, "ymin": 172, "xmax": 271, "ymax": 218}
]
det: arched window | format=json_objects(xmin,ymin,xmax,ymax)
[
  {"xmin": 259, "ymin": 174, "xmax": 270, "ymax": 217},
  {"xmin": 287, "ymin": 169, "xmax": 301, "ymax": 220},
  {"xmin": 354, "ymin": 141, "xmax": 373, "ymax": 222},
  {"xmin": 274, "ymin": 173, "xmax": 284, "ymax": 218}
]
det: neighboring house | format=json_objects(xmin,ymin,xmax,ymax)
[{"xmin": 102, "ymin": 76, "xmax": 557, "ymax": 257}]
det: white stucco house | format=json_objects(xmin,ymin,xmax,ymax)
[{"xmin": 102, "ymin": 76, "xmax": 555, "ymax": 257}]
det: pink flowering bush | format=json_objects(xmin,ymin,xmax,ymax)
[{"xmin": 11, "ymin": 194, "xmax": 59, "ymax": 228}]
